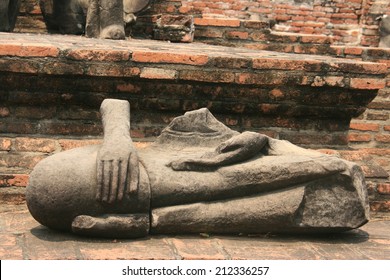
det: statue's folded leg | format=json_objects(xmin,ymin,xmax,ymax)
[
  {"xmin": 151, "ymin": 164, "xmax": 369, "ymax": 234},
  {"xmin": 26, "ymin": 145, "xmax": 150, "ymax": 238}
]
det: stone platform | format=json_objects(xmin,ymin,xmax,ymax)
[
  {"xmin": 0, "ymin": 32, "xmax": 387, "ymax": 146},
  {"xmin": 1, "ymin": 203, "xmax": 389, "ymax": 260}
]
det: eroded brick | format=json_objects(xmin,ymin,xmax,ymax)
[
  {"xmin": 13, "ymin": 138, "xmax": 58, "ymax": 153},
  {"xmin": 194, "ymin": 18, "xmax": 240, "ymax": 27},
  {"xmin": 350, "ymin": 78, "xmax": 386, "ymax": 90},
  {"xmin": 350, "ymin": 123, "xmax": 380, "ymax": 132},
  {"xmin": 140, "ymin": 67, "xmax": 178, "ymax": 80},
  {"xmin": 66, "ymin": 49, "xmax": 131, "ymax": 62},
  {"xmin": 132, "ymin": 51, "xmax": 208, "ymax": 65},
  {"xmin": 0, "ymin": 44, "xmax": 59, "ymax": 57}
]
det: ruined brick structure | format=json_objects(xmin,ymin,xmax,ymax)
[{"xmin": 0, "ymin": 0, "xmax": 389, "ymax": 213}]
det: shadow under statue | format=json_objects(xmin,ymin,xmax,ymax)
[{"xmin": 26, "ymin": 99, "xmax": 370, "ymax": 238}]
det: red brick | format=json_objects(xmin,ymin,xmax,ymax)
[
  {"xmin": 359, "ymin": 148, "xmax": 390, "ymax": 156},
  {"xmin": 0, "ymin": 121, "xmax": 37, "ymax": 135},
  {"xmin": 377, "ymin": 183, "xmax": 390, "ymax": 195},
  {"xmin": 348, "ymin": 133, "xmax": 372, "ymax": 142},
  {"xmin": 0, "ymin": 44, "xmax": 59, "ymax": 57},
  {"xmin": 300, "ymin": 35, "xmax": 332, "ymax": 44},
  {"xmin": 194, "ymin": 18, "xmax": 241, "ymax": 27},
  {"xmin": 66, "ymin": 49, "xmax": 131, "ymax": 62},
  {"xmin": 269, "ymin": 88, "xmax": 284, "ymax": 99},
  {"xmin": 359, "ymin": 63, "xmax": 388, "ymax": 74},
  {"xmin": 116, "ymin": 83, "xmax": 141, "ymax": 93},
  {"xmin": 339, "ymin": 150, "xmax": 372, "ymax": 162},
  {"xmin": 268, "ymin": 32, "xmax": 299, "ymax": 43},
  {"xmin": 58, "ymin": 139, "xmax": 102, "ymax": 151},
  {"xmin": 225, "ymin": 31, "xmax": 249, "ymax": 40},
  {"xmin": 14, "ymin": 106, "xmax": 56, "ymax": 119},
  {"xmin": 180, "ymin": 70, "xmax": 234, "ymax": 83},
  {"xmin": 0, "ymin": 154, "xmax": 45, "ymax": 169},
  {"xmin": 13, "ymin": 138, "xmax": 57, "ymax": 153},
  {"xmin": 195, "ymin": 28, "xmax": 224, "ymax": 38},
  {"xmin": 366, "ymin": 113, "xmax": 388, "ymax": 121},
  {"xmin": 316, "ymin": 149, "xmax": 340, "ymax": 156},
  {"xmin": 0, "ymin": 174, "xmax": 29, "ymax": 187},
  {"xmin": 349, "ymin": 78, "xmax": 386, "ymax": 89},
  {"xmin": 236, "ymin": 72, "xmax": 289, "ymax": 85},
  {"xmin": 0, "ymin": 59, "xmax": 40, "ymax": 73},
  {"xmin": 384, "ymin": 126, "xmax": 390, "ymax": 131},
  {"xmin": 57, "ymin": 107, "xmax": 100, "ymax": 120},
  {"xmin": 243, "ymin": 21, "xmax": 269, "ymax": 29},
  {"xmin": 179, "ymin": 6, "xmax": 192, "ymax": 14},
  {"xmin": 41, "ymin": 61, "xmax": 85, "ymax": 75},
  {"xmin": 280, "ymin": 132, "xmax": 348, "ymax": 146},
  {"xmin": 87, "ymin": 65, "xmax": 140, "ymax": 77},
  {"xmin": 335, "ymin": 62, "xmax": 387, "ymax": 75},
  {"xmin": 0, "ymin": 138, "xmax": 12, "ymax": 151},
  {"xmin": 140, "ymin": 67, "xmax": 177, "ymax": 80},
  {"xmin": 0, "ymin": 107, "xmax": 10, "ymax": 117},
  {"xmin": 375, "ymin": 134, "xmax": 390, "ymax": 143},
  {"xmin": 323, "ymin": 76, "xmax": 345, "ymax": 87},
  {"xmin": 368, "ymin": 101, "xmax": 390, "ymax": 110},
  {"xmin": 132, "ymin": 51, "xmax": 208, "ymax": 66},
  {"xmin": 40, "ymin": 122, "xmax": 102, "ymax": 136},
  {"xmin": 249, "ymin": 31, "xmax": 268, "ymax": 41},
  {"xmin": 331, "ymin": 13, "xmax": 358, "ymax": 19},
  {"xmin": 211, "ymin": 57, "xmax": 251, "ymax": 69},
  {"xmin": 349, "ymin": 123, "xmax": 380, "ymax": 132},
  {"xmin": 370, "ymin": 201, "xmax": 390, "ymax": 212},
  {"xmin": 344, "ymin": 47, "xmax": 363, "ymax": 55},
  {"xmin": 275, "ymin": 15, "xmax": 291, "ymax": 21},
  {"xmin": 253, "ymin": 58, "xmax": 306, "ymax": 70},
  {"xmin": 330, "ymin": 46, "xmax": 344, "ymax": 56}
]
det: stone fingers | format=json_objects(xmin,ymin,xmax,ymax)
[
  {"xmin": 108, "ymin": 160, "xmax": 120, "ymax": 204},
  {"xmin": 128, "ymin": 152, "xmax": 139, "ymax": 195},
  {"xmin": 101, "ymin": 160, "xmax": 112, "ymax": 203},
  {"xmin": 117, "ymin": 158, "xmax": 129, "ymax": 201},
  {"xmin": 96, "ymin": 159, "xmax": 104, "ymax": 201},
  {"xmin": 97, "ymin": 154, "xmax": 138, "ymax": 203}
]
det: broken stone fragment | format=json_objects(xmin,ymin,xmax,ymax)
[
  {"xmin": 154, "ymin": 15, "xmax": 195, "ymax": 43},
  {"xmin": 378, "ymin": 15, "xmax": 390, "ymax": 48}
]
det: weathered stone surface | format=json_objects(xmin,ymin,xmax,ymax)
[
  {"xmin": 27, "ymin": 99, "xmax": 370, "ymax": 238},
  {"xmin": 379, "ymin": 15, "xmax": 390, "ymax": 48},
  {"xmin": 0, "ymin": 0, "xmax": 21, "ymax": 32}
]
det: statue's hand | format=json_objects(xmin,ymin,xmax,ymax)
[
  {"xmin": 96, "ymin": 140, "xmax": 139, "ymax": 203},
  {"xmin": 169, "ymin": 132, "xmax": 268, "ymax": 171}
]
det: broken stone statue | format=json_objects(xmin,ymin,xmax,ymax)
[
  {"xmin": 27, "ymin": 99, "xmax": 370, "ymax": 238},
  {"xmin": 39, "ymin": 0, "xmax": 150, "ymax": 39},
  {"xmin": 378, "ymin": 14, "xmax": 390, "ymax": 48},
  {"xmin": 0, "ymin": 0, "xmax": 21, "ymax": 32}
]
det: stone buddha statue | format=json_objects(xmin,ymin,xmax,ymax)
[{"xmin": 26, "ymin": 99, "xmax": 369, "ymax": 238}]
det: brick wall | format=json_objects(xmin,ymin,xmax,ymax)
[
  {"xmin": 3, "ymin": 0, "xmax": 390, "ymax": 212},
  {"xmin": 14, "ymin": 0, "xmax": 390, "ymax": 46},
  {"xmin": 148, "ymin": 0, "xmax": 390, "ymax": 46}
]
